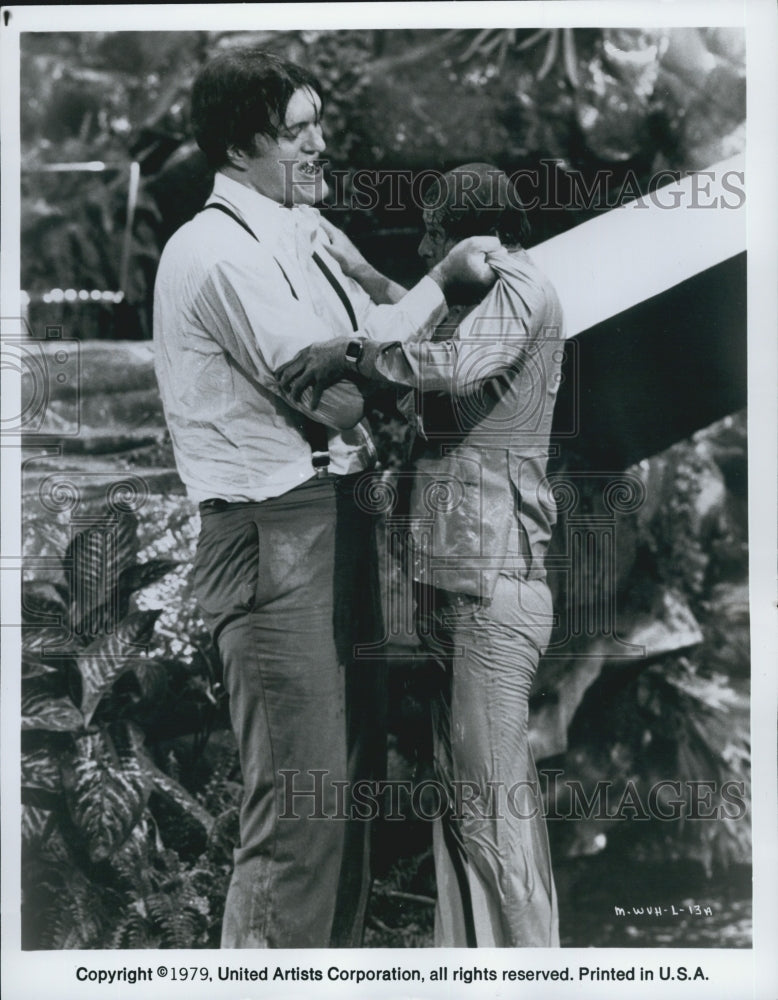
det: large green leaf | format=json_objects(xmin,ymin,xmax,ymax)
[
  {"xmin": 127, "ymin": 724, "xmax": 215, "ymax": 836},
  {"xmin": 21, "ymin": 580, "xmax": 69, "ymax": 628},
  {"xmin": 118, "ymin": 558, "xmax": 179, "ymax": 598},
  {"xmin": 22, "ymin": 744, "xmax": 65, "ymax": 814},
  {"xmin": 22, "ymin": 746, "xmax": 63, "ymax": 794},
  {"xmin": 22, "ymin": 691, "xmax": 83, "ymax": 733},
  {"xmin": 128, "ymin": 658, "xmax": 170, "ymax": 705},
  {"xmin": 22, "ymin": 805, "xmax": 55, "ymax": 847},
  {"xmin": 22, "ymin": 652, "xmax": 62, "ymax": 679},
  {"xmin": 22, "ymin": 624, "xmax": 80, "ymax": 660},
  {"xmin": 114, "ymin": 558, "xmax": 179, "ymax": 621},
  {"xmin": 143, "ymin": 764, "xmax": 216, "ymax": 836},
  {"xmin": 32, "ymin": 860, "xmax": 112, "ymax": 950},
  {"xmin": 61, "ymin": 729, "xmax": 151, "ymax": 863},
  {"xmin": 109, "ymin": 817, "xmax": 154, "ymax": 890},
  {"xmin": 78, "ymin": 609, "xmax": 161, "ymax": 726}
]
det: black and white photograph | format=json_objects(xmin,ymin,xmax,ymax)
[{"xmin": 1, "ymin": 3, "xmax": 776, "ymax": 998}]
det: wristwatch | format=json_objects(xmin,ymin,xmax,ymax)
[{"xmin": 344, "ymin": 337, "xmax": 366, "ymax": 372}]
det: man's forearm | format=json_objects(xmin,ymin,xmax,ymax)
[
  {"xmin": 279, "ymin": 380, "xmax": 365, "ymax": 430},
  {"xmin": 275, "ymin": 247, "xmax": 502, "ymax": 400},
  {"xmin": 357, "ymin": 337, "xmax": 522, "ymax": 395},
  {"xmin": 350, "ymin": 262, "xmax": 407, "ymax": 305}
]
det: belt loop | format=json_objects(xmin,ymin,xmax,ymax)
[{"xmin": 199, "ymin": 498, "xmax": 229, "ymax": 513}]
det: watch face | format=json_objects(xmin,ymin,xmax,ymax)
[{"xmin": 346, "ymin": 339, "xmax": 364, "ymax": 363}]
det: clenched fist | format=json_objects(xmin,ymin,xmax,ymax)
[{"xmin": 430, "ymin": 236, "xmax": 501, "ymax": 302}]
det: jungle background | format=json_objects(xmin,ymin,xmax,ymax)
[{"xmin": 18, "ymin": 27, "xmax": 750, "ymax": 949}]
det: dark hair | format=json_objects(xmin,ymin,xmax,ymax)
[
  {"xmin": 423, "ymin": 163, "xmax": 531, "ymax": 247},
  {"xmin": 191, "ymin": 48, "xmax": 322, "ymax": 169}
]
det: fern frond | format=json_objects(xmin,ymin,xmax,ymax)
[
  {"xmin": 108, "ymin": 904, "xmax": 157, "ymax": 949},
  {"xmin": 144, "ymin": 887, "xmax": 210, "ymax": 949},
  {"xmin": 35, "ymin": 864, "xmax": 112, "ymax": 949}
]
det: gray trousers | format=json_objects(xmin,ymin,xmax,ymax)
[
  {"xmin": 417, "ymin": 573, "xmax": 559, "ymax": 947},
  {"xmin": 192, "ymin": 475, "xmax": 384, "ymax": 948}
]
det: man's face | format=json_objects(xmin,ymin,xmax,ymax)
[
  {"xmin": 242, "ymin": 86, "xmax": 327, "ymax": 205},
  {"xmin": 418, "ymin": 209, "xmax": 456, "ymax": 269}
]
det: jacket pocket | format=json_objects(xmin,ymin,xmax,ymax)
[{"xmin": 411, "ymin": 445, "xmax": 514, "ymax": 598}]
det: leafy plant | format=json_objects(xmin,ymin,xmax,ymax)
[
  {"xmin": 21, "ymin": 28, "xmax": 746, "ymax": 342},
  {"xmin": 21, "ymin": 508, "xmax": 231, "ymax": 949}
]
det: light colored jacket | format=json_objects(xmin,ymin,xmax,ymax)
[{"xmin": 404, "ymin": 250, "xmax": 565, "ymax": 599}]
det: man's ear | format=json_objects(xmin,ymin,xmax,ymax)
[
  {"xmin": 225, "ymin": 144, "xmax": 249, "ymax": 171},
  {"xmin": 226, "ymin": 135, "xmax": 264, "ymax": 171}
]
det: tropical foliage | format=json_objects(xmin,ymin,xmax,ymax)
[
  {"xmin": 18, "ymin": 27, "xmax": 750, "ymax": 947},
  {"xmin": 21, "ymin": 504, "xmax": 237, "ymax": 949},
  {"xmin": 21, "ymin": 27, "xmax": 745, "ymax": 331}
]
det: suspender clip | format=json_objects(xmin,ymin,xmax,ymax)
[{"xmin": 311, "ymin": 450, "xmax": 330, "ymax": 478}]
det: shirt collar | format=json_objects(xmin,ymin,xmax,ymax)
[{"xmin": 210, "ymin": 172, "xmax": 320, "ymax": 249}]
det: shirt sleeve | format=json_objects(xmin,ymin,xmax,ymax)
[
  {"xmin": 350, "ymin": 274, "xmax": 448, "ymax": 344},
  {"xmin": 198, "ymin": 248, "xmax": 446, "ymax": 372},
  {"xmin": 193, "ymin": 248, "xmax": 442, "ymax": 429},
  {"xmin": 357, "ymin": 262, "xmax": 550, "ymax": 395}
]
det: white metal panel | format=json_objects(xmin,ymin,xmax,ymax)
[{"xmin": 528, "ymin": 154, "xmax": 746, "ymax": 338}]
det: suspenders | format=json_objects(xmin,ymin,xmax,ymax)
[
  {"xmin": 312, "ymin": 251, "xmax": 358, "ymax": 331},
  {"xmin": 200, "ymin": 202, "xmax": 359, "ymax": 478}
]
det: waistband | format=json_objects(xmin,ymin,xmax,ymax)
[{"xmin": 198, "ymin": 472, "xmax": 364, "ymax": 516}]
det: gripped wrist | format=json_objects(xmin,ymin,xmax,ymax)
[{"xmin": 355, "ymin": 338, "xmax": 380, "ymax": 378}]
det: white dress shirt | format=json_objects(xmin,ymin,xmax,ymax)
[{"xmin": 153, "ymin": 173, "xmax": 446, "ymax": 502}]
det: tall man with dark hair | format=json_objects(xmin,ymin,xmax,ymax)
[
  {"xmin": 279, "ymin": 163, "xmax": 562, "ymax": 947},
  {"xmin": 154, "ymin": 50, "xmax": 499, "ymax": 949}
]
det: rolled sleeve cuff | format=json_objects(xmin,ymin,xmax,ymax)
[{"xmin": 358, "ymin": 338, "xmax": 424, "ymax": 388}]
